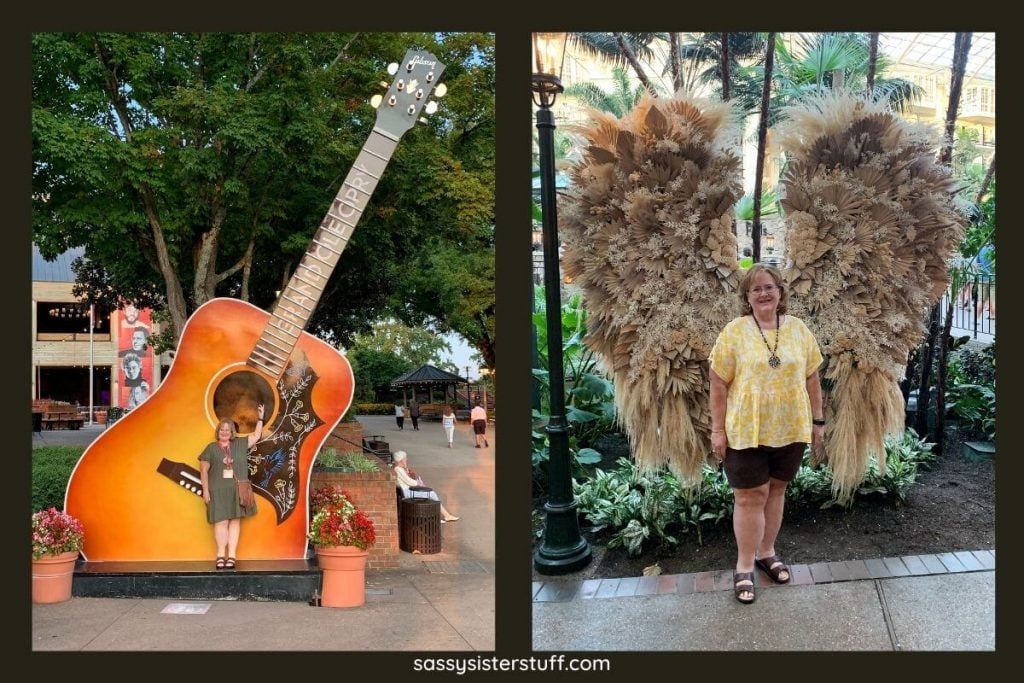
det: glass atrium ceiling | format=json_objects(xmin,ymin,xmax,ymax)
[{"xmin": 879, "ymin": 33, "xmax": 995, "ymax": 82}]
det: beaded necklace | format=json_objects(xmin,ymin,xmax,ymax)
[{"xmin": 752, "ymin": 313, "xmax": 781, "ymax": 369}]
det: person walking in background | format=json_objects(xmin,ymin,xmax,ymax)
[
  {"xmin": 471, "ymin": 402, "xmax": 488, "ymax": 449},
  {"xmin": 442, "ymin": 405, "xmax": 456, "ymax": 448},
  {"xmin": 409, "ymin": 400, "xmax": 420, "ymax": 431},
  {"xmin": 975, "ymin": 243, "xmax": 995, "ymax": 321},
  {"xmin": 394, "ymin": 402, "xmax": 405, "ymax": 430}
]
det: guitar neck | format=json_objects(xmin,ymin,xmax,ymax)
[{"xmin": 247, "ymin": 128, "xmax": 399, "ymax": 379}]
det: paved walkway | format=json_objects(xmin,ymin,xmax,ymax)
[
  {"xmin": 533, "ymin": 550, "xmax": 994, "ymax": 651},
  {"xmin": 32, "ymin": 415, "xmax": 496, "ymax": 651}
]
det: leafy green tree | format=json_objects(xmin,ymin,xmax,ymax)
[
  {"xmin": 565, "ymin": 66, "xmax": 647, "ymax": 117},
  {"xmin": 33, "ymin": 32, "xmax": 494, "ymax": 358},
  {"xmin": 347, "ymin": 348, "xmax": 413, "ymax": 402},
  {"xmin": 770, "ymin": 33, "xmax": 923, "ymax": 119},
  {"xmin": 350, "ymin": 319, "xmax": 452, "ymax": 368}
]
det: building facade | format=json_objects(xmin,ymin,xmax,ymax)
[{"xmin": 32, "ymin": 245, "xmax": 165, "ymax": 413}]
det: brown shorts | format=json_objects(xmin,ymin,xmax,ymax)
[
  {"xmin": 723, "ymin": 442, "xmax": 806, "ymax": 489},
  {"xmin": 473, "ymin": 419, "xmax": 487, "ymax": 434}
]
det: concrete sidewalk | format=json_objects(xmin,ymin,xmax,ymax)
[
  {"xmin": 32, "ymin": 415, "xmax": 496, "ymax": 651},
  {"xmin": 532, "ymin": 551, "xmax": 995, "ymax": 651}
]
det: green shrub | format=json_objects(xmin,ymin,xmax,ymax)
[
  {"xmin": 315, "ymin": 447, "xmax": 378, "ymax": 472},
  {"xmin": 788, "ymin": 428, "xmax": 937, "ymax": 507},
  {"xmin": 337, "ymin": 452, "xmax": 379, "ymax": 472},
  {"xmin": 355, "ymin": 403, "xmax": 396, "ymax": 415},
  {"xmin": 574, "ymin": 428, "xmax": 937, "ymax": 555},
  {"xmin": 32, "ymin": 446, "xmax": 83, "ymax": 511}
]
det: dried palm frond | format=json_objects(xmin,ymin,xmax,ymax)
[
  {"xmin": 561, "ymin": 95, "xmax": 742, "ymax": 485},
  {"xmin": 776, "ymin": 92, "xmax": 967, "ymax": 501}
]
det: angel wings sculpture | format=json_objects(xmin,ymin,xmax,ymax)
[{"xmin": 560, "ymin": 92, "xmax": 965, "ymax": 500}]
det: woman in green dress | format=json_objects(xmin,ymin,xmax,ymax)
[{"xmin": 199, "ymin": 404, "xmax": 264, "ymax": 569}]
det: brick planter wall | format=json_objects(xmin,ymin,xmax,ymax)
[
  {"xmin": 310, "ymin": 454, "xmax": 398, "ymax": 569},
  {"xmin": 324, "ymin": 421, "xmax": 363, "ymax": 452}
]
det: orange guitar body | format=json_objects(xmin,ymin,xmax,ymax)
[{"xmin": 65, "ymin": 298, "xmax": 354, "ymax": 561}]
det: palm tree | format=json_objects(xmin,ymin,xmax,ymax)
[
  {"xmin": 751, "ymin": 32, "xmax": 776, "ymax": 261},
  {"xmin": 676, "ymin": 33, "xmax": 767, "ymax": 112},
  {"xmin": 568, "ymin": 33, "xmax": 666, "ymax": 96},
  {"xmin": 668, "ymin": 33, "xmax": 682, "ymax": 92},
  {"xmin": 866, "ymin": 32, "xmax": 879, "ymax": 96},
  {"xmin": 931, "ymin": 32, "xmax": 973, "ymax": 452},
  {"xmin": 720, "ymin": 32, "xmax": 730, "ymax": 101},
  {"xmin": 771, "ymin": 33, "xmax": 923, "ymax": 120},
  {"xmin": 564, "ymin": 67, "xmax": 647, "ymax": 117}
]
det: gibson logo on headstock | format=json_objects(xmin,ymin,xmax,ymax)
[{"xmin": 410, "ymin": 55, "xmax": 437, "ymax": 68}]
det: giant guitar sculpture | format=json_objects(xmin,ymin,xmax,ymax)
[{"xmin": 66, "ymin": 49, "xmax": 447, "ymax": 561}]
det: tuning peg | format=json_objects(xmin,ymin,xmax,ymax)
[
  {"xmin": 370, "ymin": 94, "xmax": 383, "ymax": 109},
  {"xmin": 396, "ymin": 79, "xmax": 405, "ymax": 91},
  {"xmin": 425, "ymin": 101, "xmax": 438, "ymax": 115},
  {"xmin": 406, "ymin": 60, "xmax": 415, "ymax": 72},
  {"xmin": 434, "ymin": 83, "xmax": 447, "ymax": 98},
  {"xmin": 415, "ymin": 89, "xmax": 424, "ymax": 100},
  {"xmin": 426, "ymin": 71, "xmax": 434, "ymax": 82},
  {"xmin": 388, "ymin": 95, "xmax": 397, "ymax": 107},
  {"xmin": 407, "ymin": 104, "xmax": 416, "ymax": 115},
  {"xmin": 387, "ymin": 62, "xmax": 399, "ymax": 75},
  {"xmin": 379, "ymin": 81, "xmax": 389, "ymax": 89},
  {"xmin": 418, "ymin": 117, "xmax": 428, "ymax": 125}
]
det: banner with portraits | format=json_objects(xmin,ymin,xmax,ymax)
[{"xmin": 117, "ymin": 304, "xmax": 153, "ymax": 409}]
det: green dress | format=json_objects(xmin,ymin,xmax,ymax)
[{"xmin": 198, "ymin": 436, "xmax": 258, "ymax": 523}]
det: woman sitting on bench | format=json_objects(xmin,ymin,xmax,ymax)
[{"xmin": 393, "ymin": 450, "xmax": 459, "ymax": 522}]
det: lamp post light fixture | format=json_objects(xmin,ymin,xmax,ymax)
[
  {"xmin": 532, "ymin": 32, "xmax": 592, "ymax": 575},
  {"xmin": 765, "ymin": 231, "xmax": 775, "ymax": 255}
]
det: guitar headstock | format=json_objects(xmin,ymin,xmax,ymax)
[{"xmin": 371, "ymin": 48, "xmax": 447, "ymax": 138}]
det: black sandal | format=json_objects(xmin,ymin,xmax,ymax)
[
  {"xmin": 215, "ymin": 557, "xmax": 226, "ymax": 570},
  {"xmin": 224, "ymin": 557, "xmax": 236, "ymax": 570},
  {"xmin": 755, "ymin": 555, "xmax": 791, "ymax": 584},
  {"xmin": 734, "ymin": 572, "xmax": 755, "ymax": 604}
]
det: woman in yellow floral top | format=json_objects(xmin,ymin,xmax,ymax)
[{"xmin": 709, "ymin": 264, "xmax": 824, "ymax": 604}]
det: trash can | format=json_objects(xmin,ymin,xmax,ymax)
[{"xmin": 399, "ymin": 497, "xmax": 441, "ymax": 554}]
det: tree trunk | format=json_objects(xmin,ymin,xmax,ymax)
[
  {"xmin": 141, "ymin": 187, "xmax": 189, "ymax": 345},
  {"xmin": 928, "ymin": 31, "xmax": 973, "ymax": 447},
  {"xmin": 976, "ymin": 154, "xmax": 995, "ymax": 204},
  {"xmin": 669, "ymin": 33, "xmax": 682, "ymax": 93},
  {"xmin": 720, "ymin": 33, "xmax": 730, "ymax": 101},
  {"xmin": 914, "ymin": 305, "xmax": 940, "ymax": 439},
  {"xmin": 612, "ymin": 33, "xmax": 657, "ymax": 97},
  {"xmin": 193, "ymin": 199, "xmax": 229, "ymax": 306},
  {"xmin": 940, "ymin": 32, "xmax": 973, "ymax": 165},
  {"xmin": 866, "ymin": 33, "xmax": 879, "ymax": 96},
  {"xmin": 93, "ymin": 38, "xmax": 188, "ymax": 345},
  {"xmin": 239, "ymin": 236, "xmax": 256, "ymax": 302},
  {"xmin": 751, "ymin": 32, "xmax": 776, "ymax": 262}
]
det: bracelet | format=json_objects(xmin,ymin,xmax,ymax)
[{"xmin": 812, "ymin": 419, "xmax": 825, "ymax": 426}]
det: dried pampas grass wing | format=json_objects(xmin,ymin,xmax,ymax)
[
  {"xmin": 776, "ymin": 92, "xmax": 967, "ymax": 501},
  {"xmin": 561, "ymin": 96, "xmax": 743, "ymax": 485}
]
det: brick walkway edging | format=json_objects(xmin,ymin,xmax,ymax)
[{"xmin": 532, "ymin": 549, "xmax": 995, "ymax": 603}]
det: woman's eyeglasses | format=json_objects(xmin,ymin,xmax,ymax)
[{"xmin": 750, "ymin": 285, "xmax": 777, "ymax": 295}]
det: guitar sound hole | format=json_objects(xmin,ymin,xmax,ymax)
[{"xmin": 212, "ymin": 370, "xmax": 276, "ymax": 435}]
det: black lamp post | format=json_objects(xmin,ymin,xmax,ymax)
[{"xmin": 532, "ymin": 32, "xmax": 592, "ymax": 575}]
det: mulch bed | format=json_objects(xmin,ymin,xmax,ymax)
[{"xmin": 534, "ymin": 425, "xmax": 994, "ymax": 579}]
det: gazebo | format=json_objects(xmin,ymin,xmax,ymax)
[{"xmin": 390, "ymin": 364, "xmax": 469, "ymax": 411}]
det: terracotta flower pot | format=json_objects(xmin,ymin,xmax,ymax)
[
  {"xmin": 32, "ymin": 551, "xmax": 79, "ymax": 604},
  {"xmin": 316, "ymin": 545, "xmax": 368, "ymax": 608},
  {"xmin": 95, "ymin": 411, "xmax": 107, "ymax": 425}
]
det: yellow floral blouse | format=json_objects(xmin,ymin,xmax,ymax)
[{"xmin": 708, "ymin": 315, "xmax": 823, "ymax": 449}]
